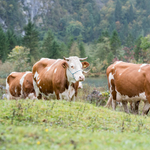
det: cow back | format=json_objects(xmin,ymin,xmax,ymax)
[{"xmin": 7, "ymin": 72, "xmax": 25, "ymax": 97}]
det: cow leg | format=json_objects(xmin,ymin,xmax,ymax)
[
  {"xmin": 70, "ymin": 95, "xmax": 75, "ymax": 102},
  {"xmin": 105, "ymin": 95, "xmax": 112, "ymax": 108},
  {"xmin": 55, "ymin": 91, "xmax": 60, "ymax": 100},
  {"xmin": 37, "ymin": 93, "xmax": 42, "ymax": 99},
  {"xmin": 122, "ymin": 101, "xmax": 129, "ymax": 113},
  {"xmin": 130, "ymin": 101, "xmax": 140, "ymax": 114},
  {"xmin": 142, "ymin": 101, "xmax": 150, "ymax": 115},
  {"xmin": 112, "ymin": 99, "xmax": 117, "ymax": 110},
  {"xmin": 33, "ymin": 80, "xmax": 41, "ymax": 99}
]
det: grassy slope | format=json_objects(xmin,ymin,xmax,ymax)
[{"xmin": 0, "ymin": 100, "xmax": 150, "ymax": 150}]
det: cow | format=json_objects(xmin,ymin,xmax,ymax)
[
  {"xmin": 6, "ymin": 71, "xmax": 36, "ymax": 100},
  {"xmin": 105, "ymin": 61, "xmax": 150, "ymax": 115},
  {"xmin": 32, "ymin": 56, "xmax": 89, "ymax": 101}
]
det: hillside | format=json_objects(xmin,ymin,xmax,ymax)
[
  {"xmin": 0, "ymin": 0, "xmax": 150, "ymax": 43},
  {"xmin": 1, "ymin": 99, "xmax": 150, "ymax": 149}
]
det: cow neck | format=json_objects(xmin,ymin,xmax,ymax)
[{"xmin": 65, "ymin": 69, "xmax": 75, "ymax": 89}]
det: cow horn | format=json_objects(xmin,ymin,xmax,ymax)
[
  {"xmin": 63, "ymin": 56, "xmax": 69, "ymax": 61},
  {"xmin": 83, "ymin": 69, "xmax": 90, "ymax": 74},
  {"xmin": 79, "ymin": 57, "xmax": 88, "ymax": 61}
]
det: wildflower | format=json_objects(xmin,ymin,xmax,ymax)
[
  {"xmin": 37, "ymin": 141, "xmax": 40, "ymax": 145},
  {"xmin": 45, "ymin": 129, "xmax": 48, "ymax": 132}
]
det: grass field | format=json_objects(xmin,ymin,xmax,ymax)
[{"xmin": 0, "ymin": 99, "xmax": 150, "ymax": 150}]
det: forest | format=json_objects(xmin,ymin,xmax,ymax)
[{"xmin": 0, "ymin": 0, "xmax": 150, "ymax": 77}]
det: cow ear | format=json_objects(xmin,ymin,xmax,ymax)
[
  {"xmin": 82, "ymin": 61, "xmax": 90, "ymax": 68},
  {"xmin": 62, "ymin": 62, "xmax": 68, "ymax": 68}
]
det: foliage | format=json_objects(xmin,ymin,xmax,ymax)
[
  {"xmin": 42, "ymin": 30, "xmax": 55, "ymax": 58},
  {"xmin": 0, "ymin": 61, "xmax": 14, "ymax": 78},
  {"xmin": 1, "ymin": 100, "xmax": 150, "ymax": 149},
  {"xmin": 79, "ymin": 42, "xmax": 86, "ymax": 58},
  {"xmin": 110, "ymin": 30, "xmax": 121, "ymax": 57},
  {"xmin": 7, "ymin": 46, "xmax": 31, "ymax": 72},
  {"xmin": 69, "ymin": 42, "xmax": 80, "ymax": 57},
  {"xmin": 140, "ymin": 35, "xmax": 150, "ymax": 50},
  {"xmin": 1, "ymin": 0, "xmax": 150, "ymax": 76},
  {"xmin": 23, "ymin": 20, "xmax": 40, "ymax": 64},
  {"xmin": 0, "ymin": 26, "xmax": 8, "ymax": 62}
]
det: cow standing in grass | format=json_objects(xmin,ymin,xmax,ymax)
[
  {"xmin": 105, "ymin": 61, "xmax": 150, "ymax": 115},
  {"xmin": 32, "ymin": 56, "xmax": 89, "ymax": 101},
  {"xmin": 6, "ymin": 72, "xmax": 36, "ymax": 100}
]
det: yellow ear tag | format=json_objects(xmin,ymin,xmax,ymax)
[
  {"xmin": 84, "ymin": 65, "xmax": 86, "ymax": 68},
  {"xmin": 63, "ymin": 65, "xmax": 66, "ymax": 68}
]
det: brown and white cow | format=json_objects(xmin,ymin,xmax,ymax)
[
  {"xmin": 105, "ymin": 61, "xmax": 150, "ymax": 115},
  {"xmin": 32, "ymin": 56, "xmax": 89, "ymax": 101},
  {"xmin": 6, "ymin": 71, "xmax": 36, "ymax": 100}
]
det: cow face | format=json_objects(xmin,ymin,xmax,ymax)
[{"xmin": 64, "ymin": 56, "xmax": 89, "ymax": 83}]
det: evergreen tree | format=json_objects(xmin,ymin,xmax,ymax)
[
  {"xmin": 127, "ymin": 4, "xmax": 134, "ymax": 23},
  {"xmin": 115, "ymin": 0, "xmax": 122, "ymax": 22},
  {"xmin": 69, "ymin": 42, "xmax": 80, "ymax": 57},
  {"xmin": 108, "ymin": 14, "xmax": 116, "ymax": 33},
  {"xmin": 23, "ymin": 20, "xmax": 39, "ymax": 63},
  {"xmin": 134, "ymin": 36, "xmax": 142, "ymax": 61},
  {"xmin": 107, "ymin": 51, "xmax": 114, "ymax": 65},
  {"xmin": 6, "ymin": 29, "xmax": 17, "ymax": 54},
  {"xmin": 110, "ymin": 30, "xmax": 121, "ymax": 57},
  {"xmin": 98, "ymin": 30, "xmax": 109, "ymax": 43},
  {"xmin": 125, "ymin": 33, "xmax": 134, "ymax": 48},
  {"xmin": 96, "ymin": 37, "xmax": 111, "ymax": 61},
  {"xmin": 42, "ymin": 30, "xmax": 55, "ymax": 58},
  {"xmin": 49, "ymin": 40, "xmax": 61, "ymax": 59},
  {"xmin": 0, "ymin": 26, "xmax": 8, "ymax": 62},
  {"xmin": 79, "ymin": 42, "xmax": 86, "ymax": 58}
]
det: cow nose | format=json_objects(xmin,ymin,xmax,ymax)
[{"xmin": 79, "ymin": 75, "xmax": 85, "ymax": 81}]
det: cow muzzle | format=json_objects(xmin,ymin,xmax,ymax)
[
  {"xmin": 68, "ymin": 69, "xmax": 85, "ymax": 81},
  {"xmin": 78, "ymin": 75, "xmax": 85, "ymax": 81}
]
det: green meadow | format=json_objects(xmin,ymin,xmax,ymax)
[{"xmin": 0, "ymin": 99, "xmax": 150, "ymax": 150}]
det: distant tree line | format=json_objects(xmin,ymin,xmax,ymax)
[
  {"xmin": 1, "ymin": 0, "xmax": 150, "ymax": 44},
  {"xmin": 0, "ymin": 20, "xmax": 86, "ymax": 65}
]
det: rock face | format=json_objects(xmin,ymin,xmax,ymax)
[
  {"xmin": 0, "ymin": 0, "xmax": 105, "ymax": 32},
  {"xmin": 20, "ymin": 0, "xmax": 49, "ymax": 24}
]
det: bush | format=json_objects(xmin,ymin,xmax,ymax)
[
  {"xmin": 0, "ymin": 61, "xmax": 14, "ymax": 78},
  {"xmin": 8, "ymin": 46, "xmax": 32, "ymax": 72}
]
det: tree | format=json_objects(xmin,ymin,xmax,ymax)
[
  {"xmin": 110, "ymin": 30, "xmax": 121, "ymax": 57},
  {"xmin": 127, "ymin": 4, "xmax": 134, "ymax": 23},
  {"xmin": 6, "ymin": 29, "xmax": 17, "ymax": 54},
  {"xmin": 125, "ymin": 33, "xmax": 134, "ymax": 48},
  {"xmin": 115, "ymin": 0, "xmax": 122, "ymax": 22},
  {"xmin": 140, "ymin": 35, "xmax": 150, "ymax": 62},
  {"xmin": 79, "ymin": 42, "xmax": 86, "ymax": 58},
  {"xmin": 8, "ymin": 46, "xmax": 31, "ymax": 71},
  {"xmin": 0, "ymin": 26, "xmax": 8, "ymax": 62},
  {"xmin": 66, "ymin": 21, "xmax": 84, "ymax": 37},
  {"xmin": 42, "ymin": 30, "xmax": 55, "ymax": 58},
  {"xmin": 134, "ymin": 36, "xmax": 142, "ymax": 61},
  {"xmin": 107, "ymin": 51, "xmax": 114, "ymax": 65},
  {"xmin": 49, "ymin": 40, "xmax": 61, "ymax": 59},
  {"xmin": 140, "ymin": 35, "xmax": 150, "ymax": 50},
  {"xmin": 96, "ymin": 37, "xmax": 111, "ymax": 62},
  {"xmin": 23, "ymin": 20, "xmax": 39, "ymax": 64},
  {"xmin": 98, "ymin": 30, "xmax": 110, "ymax": 43},
  {"xmin": 69, "ymin": 42, "xmax": 80, "ymax": 57}
]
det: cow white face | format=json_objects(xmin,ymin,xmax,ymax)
[{"xmin": 64, "ymin": 56, "xmax": 89, "ymax": 83}]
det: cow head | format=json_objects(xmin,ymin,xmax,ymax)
[{"xmin": 63, "ymin": 56, "xmax": 89, "ymax": 83}]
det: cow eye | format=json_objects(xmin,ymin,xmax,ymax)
[{"xmin": 71, "ymin": 66, "xmax": 74, "ymax": 69}]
